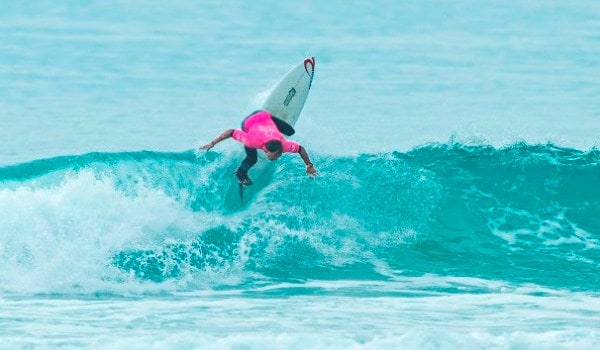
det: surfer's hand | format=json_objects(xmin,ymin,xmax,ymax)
[
  {"xmin": 200, "ymin": 142, "xmax": 214, "ymax": 151},
  {"xmin": 306, "ymin": 164, "xmax": 317, "ymax": 176}
]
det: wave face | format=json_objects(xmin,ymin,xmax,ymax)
[{"xmin": 0, "ymin": 144, "xmax": 598, "ymax": 294}]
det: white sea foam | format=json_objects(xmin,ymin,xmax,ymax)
[
  {"xmin": 0, "ymin": 171, "xmax": 208, "ymax": 294},
  {"xmin": 1, "ymin": 288, "xmax": 599, "ymax": 349}
]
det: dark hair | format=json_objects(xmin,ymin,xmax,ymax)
[{"xmin": 265, "ymin": 140, "xmax": 283, "ymax": 153}]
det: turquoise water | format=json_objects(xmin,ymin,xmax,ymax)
[{"xmin": 1, "ymin": 1, "xmax": 600, "ymax": 349}]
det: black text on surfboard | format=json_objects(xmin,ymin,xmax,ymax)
[{"xmin": 284, "ymin": 88, "xmax": 296, "ymax": 106}]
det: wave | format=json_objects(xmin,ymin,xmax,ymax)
[{"xmin": 0, "ymin": 143, "xmax": 598, "ymax": 294}]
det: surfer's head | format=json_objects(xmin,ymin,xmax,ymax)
[{"xmin": 265, "ymin": 140, "xmax": 283, "ymax": 160}]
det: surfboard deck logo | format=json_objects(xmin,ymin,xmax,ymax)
[{"xmin": 284, "ymin": 88, "xmax": 296, "ymax": 106}]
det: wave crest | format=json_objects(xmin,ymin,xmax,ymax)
[{"xmin": 0, "ymin": 143, "xmax": 598, "ymax": 293}]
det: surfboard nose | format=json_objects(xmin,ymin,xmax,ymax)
[{"xmin": 261, "ymin": 57, "xmax": 316, "ymax": 129}]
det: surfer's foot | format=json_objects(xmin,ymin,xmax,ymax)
[{"xmin": 236, "ymin": 170, "xmax": 253, "ymax": 186}]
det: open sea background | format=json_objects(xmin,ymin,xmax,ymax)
[{"xmin": 1, "ymin": 0, "xmax": 599, "ymax": 349}]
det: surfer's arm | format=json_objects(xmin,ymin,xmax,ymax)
[
  {"xmin": 298, "ymin": 146, "xmax": 317, "ymax": 175},
  {"xmin": 200, "ymin": 129, "xmax": 234, "ymax": 150}
]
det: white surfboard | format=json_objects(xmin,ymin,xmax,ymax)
[
  {"xmin": 226, "ymin": 57, "xmax": 316, "ymax": 207},
  {"xmin": 261, "ymin": 57, "xmax": 316, "ymax": 132}
]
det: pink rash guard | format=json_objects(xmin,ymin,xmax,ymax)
[{"xmin": 232, "ymin": 111, "xmax": 300, "ymax": 153}]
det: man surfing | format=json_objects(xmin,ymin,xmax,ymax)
[{"xmin": 200, "ymin": 110, "xmax": 317, "ymax": 185}]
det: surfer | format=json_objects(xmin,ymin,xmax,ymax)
[{"xmin": 200, "ymin": 110, "xmax": 317, "ymax": 185}]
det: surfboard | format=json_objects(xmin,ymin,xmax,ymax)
[
  {"xmin": 261, "ymin": 57, "xmax": 316, "ymax": 135},
  {"xmin": 233, "ymin": 57, "xmax": 316, "ymax": 204}
]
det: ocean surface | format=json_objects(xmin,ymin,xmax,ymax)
[{"xmin": 1, "ymin": 1, "xmax": 599, "ymax": 349}]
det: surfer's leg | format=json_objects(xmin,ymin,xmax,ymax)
[
  {"xmin": 241, "ymin": 147, "xmax": 258, "ymax": 170},
  {"xmin": 236, "ymin": 147, "xmax": 257, "ymax": 185}
]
